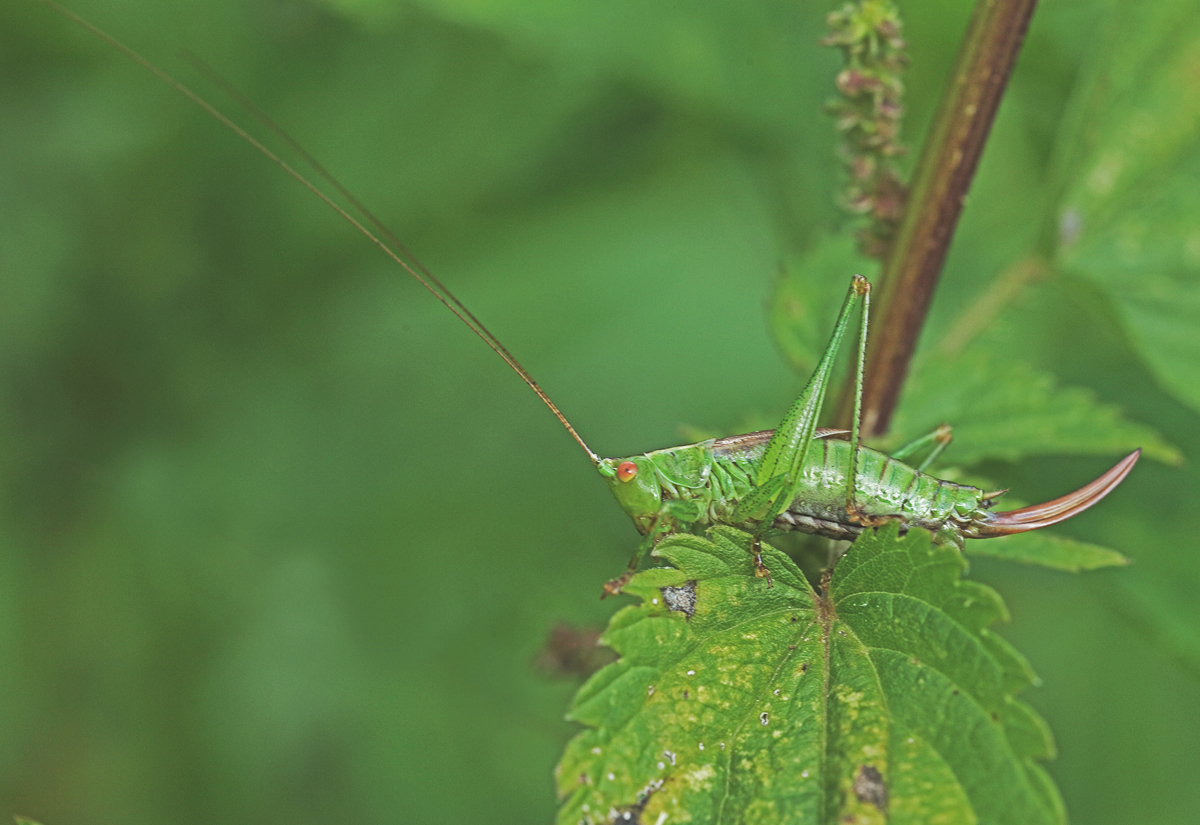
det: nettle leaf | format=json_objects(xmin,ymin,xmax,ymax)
[
  {"xmin": 967, "ymin": 531, "xmax": 1129, "ymax": 573},
  {"xmin": 886, "ymin": 348, "xmax": 1179, "ymax": 466},
  {"xmin": 1052, "ymin": 0, "xmax": 1200, "ymax": 413},
  {"xmin": 557, "ymin": 525, "xmax": 1063, "ymax": 825}
]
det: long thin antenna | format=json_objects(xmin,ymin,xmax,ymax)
[
  {"xmin": 38, "ymin": 0, "xmax": 600, "ymax": 466},
  {"xmin": 178, "ymin": 51, "xmax": 520, "ymax": 386}
]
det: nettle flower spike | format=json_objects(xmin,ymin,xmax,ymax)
[{"xmin": 823, "ymin": 0, "xmax": 910, "ymax": 259}]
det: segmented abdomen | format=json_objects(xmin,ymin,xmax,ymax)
[{"xmin": 710, "ymin": 432, "xmax": 985, "ymax": 541}]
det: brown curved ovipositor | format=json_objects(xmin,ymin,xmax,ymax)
[{"xmin": 974, "ymin": 450, "xmax": 1141, "ymax": 537}]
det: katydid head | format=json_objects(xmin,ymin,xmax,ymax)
[{"xmin": 597, "ymin": 456, "xmax": 662, "ymax": 534}]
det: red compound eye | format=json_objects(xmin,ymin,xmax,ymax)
[{"xmin": 617, "ymin": 461, "xmax": 638, "ymax": 482}]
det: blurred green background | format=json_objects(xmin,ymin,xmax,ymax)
[{"xmin": 1, "ymin": 0, "xmax": 1198, "ymax": 822}]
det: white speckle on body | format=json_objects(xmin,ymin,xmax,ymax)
[
  {"xmin": 591, "ymin": 747, "xmax": 601, "ymax": 755},
  {"xmin": 698, "ymin": 742, "xmax": 705, "ymax": 750},
  {"xmin": 801, "ymin": 769, "xmax": 809, "ymax": 778},
  {"xmin": 657, "ymin": 761, "xmax": 665, "ymax": 770},
  {"xmin": 687, "ymin": 670, "xmax": 695, "ymax": 676},
  {"xmin": 607, "ymin": 773, "xmax": 615, "ymax": 781},
  {"xmin": 663, "ymin": 750, "xmax": 676, "ymax": 766},
  {"xmin": 760, "ymin": 712, "xmax": 769, "ymax": 725}
]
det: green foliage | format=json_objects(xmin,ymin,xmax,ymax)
[
  {"xmin": 966, "ymin": 531, "xmax": 1129, "ymax": 573},
  {"xmin": 3, "ymin": 1, "xmax": 1200, "ymax": 824},
  {"xmin": 1052, "ymin": 0, "xmax": 1200, "ymax": 414},
  {"xmin": 885, "ymin": 347, "xmax": 1180, "ymax": 466},
  {"xmin": 769, "ymin": 234, "xmax": 881, "ymax": 377},
  {"xmin": 559, "ymin": 525, "xmax": 1062, "ymax": 824}
]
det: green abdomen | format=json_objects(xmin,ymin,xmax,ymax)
[{"xmin": 709, "ymin": 432, "xmax": 984, "ymax": 541}]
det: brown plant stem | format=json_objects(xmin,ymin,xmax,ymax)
[{"xmin": 855, "ymin": 0, "xmax": 1040, "ymax": 437}]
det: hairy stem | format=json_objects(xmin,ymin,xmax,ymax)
[{"xmin": 857, "ymin": 0, "xmax": 1039, "ymax": 437}]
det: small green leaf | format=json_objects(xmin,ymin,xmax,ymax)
[
  {"xmin": 768, "ymin": 234, "xmax": 881, "ymax": 376},
  {"xmin": 967, "ymin": 531, "xmax": 1130, "ymax": 572},
  {"xmin": 887, "ymin": 348, "xmax": 1180, "ymax": 466},
  {"xmin": 557, "ymin": 525, "xmax": 1063, "ymax": 824}
]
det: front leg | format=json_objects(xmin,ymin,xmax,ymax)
[
  {"xmin": 601, "ymin": 533, "xmax": 656, "ymax": 599},
  {"xmin": 601, "ymin": 499, "xmax": 704, "ymax": 597}
]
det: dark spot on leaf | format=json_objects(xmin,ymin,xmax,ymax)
[
  {"xmin": 790, "ymin": 616, "xmax": 798, "ymax": 622},
  {"xmin": 612, "ymin": 777, "xmax": 664, "ymax": 824},
  {"xmin": 788, "ymin": 645, "xmax": 797, "ymax": 650},
  {"xmin": 661, "ymin": 580, "xmax": 697, "ymax": 618},
  {"xmin": 992, "ymin": 711, "xmax": 1000, "ymax": 721},
  {"xmin": 952, "ymin": 689, "xmax": 960, "ymax": 695},
  {"xmin": 682, "ymin": 689, "xmax": 689, "ymax": 699},
  {"xmin": 801, "ymin": 663, "xmax": 809, "ymax": 673},
  {"xmin": 853, "ymin": 764, "xmax": 888, "ymax": 812}
]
